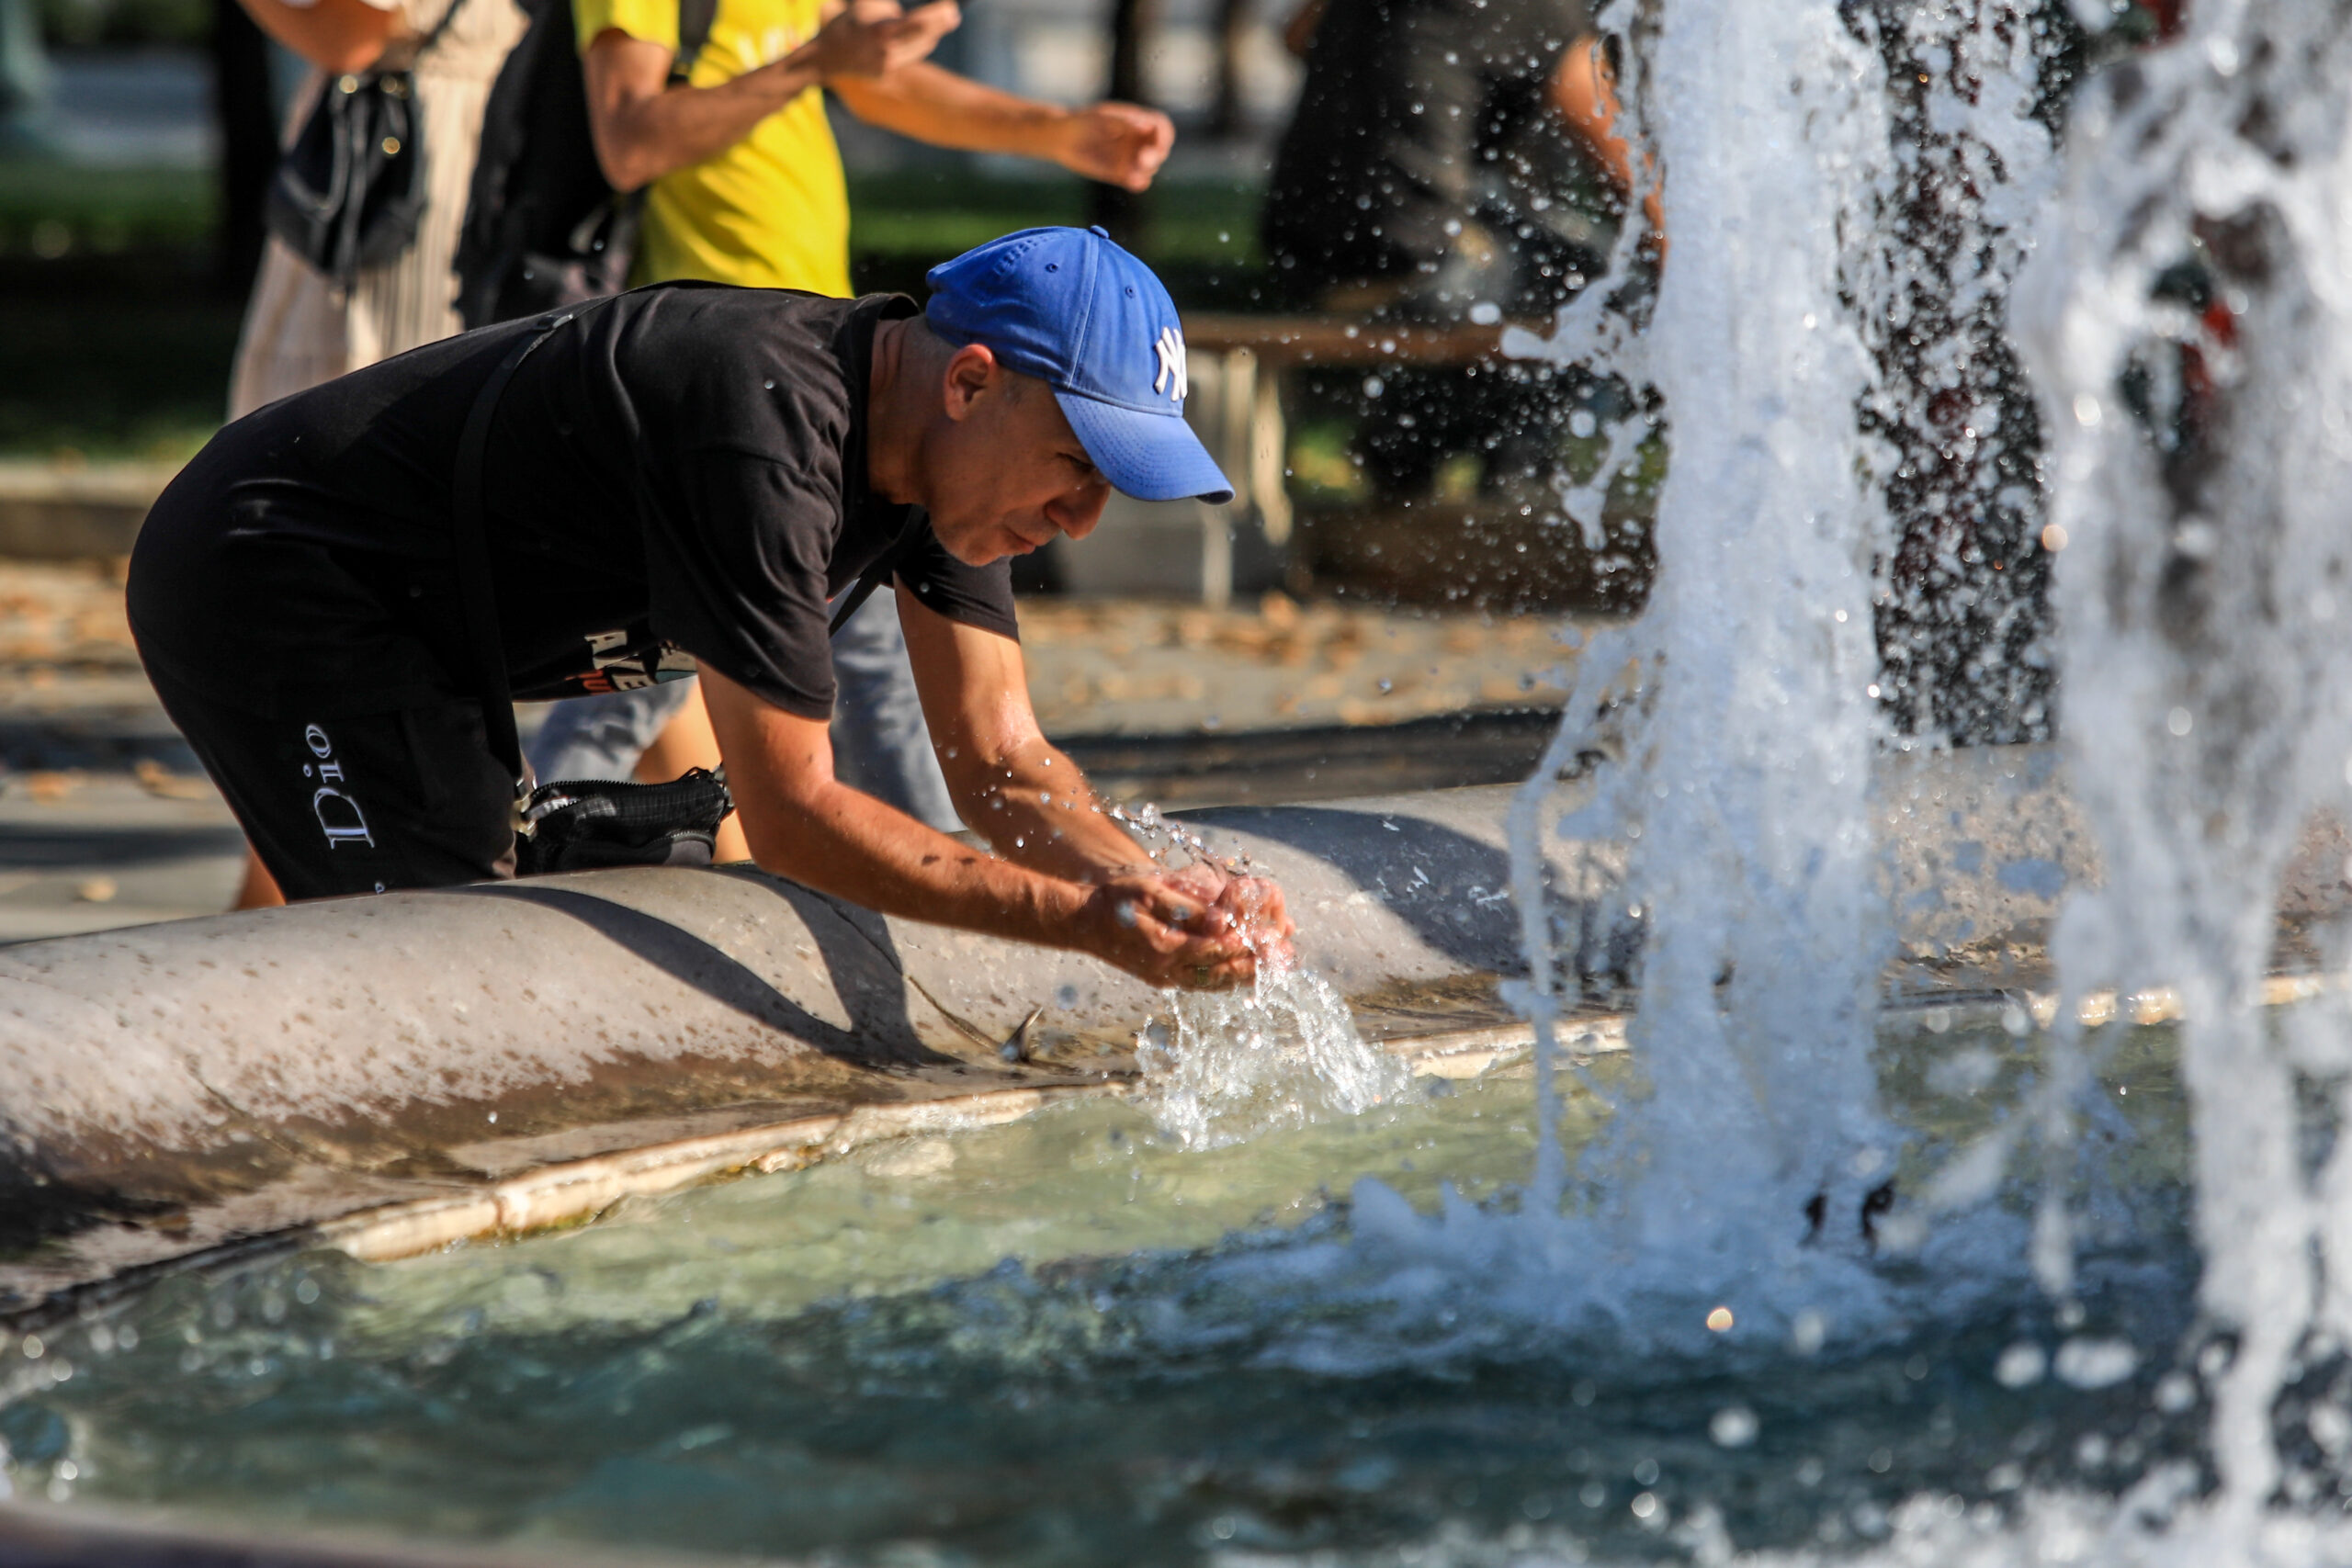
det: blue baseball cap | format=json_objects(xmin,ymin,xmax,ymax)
[{"xmin": 925, "ymin": 227, "xmax": 1234, "ymax": 505}]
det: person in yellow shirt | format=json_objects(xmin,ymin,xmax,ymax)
[{"xmin": 520, "ymin": 0, "xmax": 1174, "ymax": 840}]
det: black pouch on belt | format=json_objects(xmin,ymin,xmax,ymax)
[{"xmin": 515, "ymin": 765, "xmax": 735, "ymax": 875}]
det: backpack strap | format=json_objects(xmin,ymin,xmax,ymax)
[
  {"xmin": 454, "ymin": 311, "xmax": 575, "ymax": 795},
  {"xmin": 412, "ymin": 0, "xmax": 473, "ymax": 62},
  {"xmin": 671, "ymin": 0, "xmax": 718, "ymax": 83}
]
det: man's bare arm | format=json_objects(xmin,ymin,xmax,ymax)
[
  {"xmin": 830, "ymin": 65, "xmax": 1173, "ymax": 191},
  {"xmin": 582, "ymin": 0, "xmax": 958, "ymax": 191},
  {"xmin": 1552, "ymin": 32, "xmax": 1664, "ymax": 248},
  {"xmin": 896, "ymin": 583, "xmax": 1159, "ymax": 882},
  {"xmin": 700, "ymin": 664, "xmax": 1268, "ymax": 987}
]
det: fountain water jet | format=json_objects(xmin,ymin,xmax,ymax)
[
  {"xmin": 1499, "ymin": 0, "xmax": 1900, "ymax": 1307},
  {"xmin": 2018, "ymin": 0, "xmax": 2352, "ymax": 1527}
]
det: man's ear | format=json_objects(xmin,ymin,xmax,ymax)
[{"xmin": 942, "ymin": 343, "xmax": 1001, "ymax": 423}]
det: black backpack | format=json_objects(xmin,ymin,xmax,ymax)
[{"xmin": 453, "ymin": 0, "xmax": 717, "ymax": 329}]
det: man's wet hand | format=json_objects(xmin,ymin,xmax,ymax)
[
  {"xmin": 1209, "ymin": 874, "xmax": 1295, "ymax": 972},
  {"xmin": 1078, "ymin": 873, "xmax": 1257, "ymax": 990},
  {"xmin": 1076, "ymin": 870, "xmax": 1295, "ymax": 989},
  {"xmin": 1155, "ymin": 864, "xmax": 1295, "ymax": 964}
]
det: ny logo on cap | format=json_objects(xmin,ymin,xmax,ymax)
[{"xmin": 1152, "ymin": 326, "xmax": 1188, "ymax": 404}]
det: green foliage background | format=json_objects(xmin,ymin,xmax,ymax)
[{"xmin": 37, "ymin": 0, "xmax": 209, "ymax": 48}]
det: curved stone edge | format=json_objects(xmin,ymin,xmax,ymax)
[
  {"xmin": 0, "ymin": 1495, "xmax": 727, "ymax": 1568},
  {"xmin": 0, "ymin": 1019, "xmax": 1597, "ymax": 1337},
  {"xmin": 0, "ymin": 782, "xmax": 1567, "ymax": 1208}
]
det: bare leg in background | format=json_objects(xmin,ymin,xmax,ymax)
[{"xmin": 632, "ymin": 682, "xmax": 753, "ymax": 864}]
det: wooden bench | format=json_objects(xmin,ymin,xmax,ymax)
[
  {"xmin": 1183, "ymin": 315, "xmax": 1520, "ymax": 367},
  {"xmin": 1067, "ymin": 314, "xmax": 1534, "ymax": 606}
]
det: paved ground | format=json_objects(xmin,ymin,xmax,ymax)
[
  {"xmin": 1020, "ymin": 593, "xmax": 1576, "ymax": 734},
  {"xmin": 0, "ymin": 561, "xmax": 1585, "ymax": 942}
]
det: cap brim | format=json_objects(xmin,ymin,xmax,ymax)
[{"xmin": 1056, "ymin": 389, "xmax": 1235, "ymax": 504}]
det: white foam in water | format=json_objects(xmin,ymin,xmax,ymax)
[
  {"xmin": 1144, "ymin": 959, "xmax": 1409, "ymax": 1150},
  {"xmin": 1339, "ymin": 0, "xmax": 1919, "ymax": 1358},
  {"xmin": 1227, "ymin": 0, "xmax": 2352, "ymax": 1548},
  {"xmin": 2013, "ymin": 0, "xmax": 2352, "ymax": 1533}
]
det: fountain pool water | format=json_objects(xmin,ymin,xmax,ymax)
[{"xmin": 0, "ymin": 1010, "xmax": 2213, "ymax": 1564}]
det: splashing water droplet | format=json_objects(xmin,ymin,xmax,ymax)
[
  {"xmin": 1709, "ymin": 1404, "xmax": 1758, "ymax": 1448},
  {"xmin": 1141, "ymin": 963, "xmax": 1407, "ymax": 1150},
  {"xmin": 1995, "ymin": 1341, "xmax": 2046, "ymax": 1388}
]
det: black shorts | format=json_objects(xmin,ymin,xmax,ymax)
[
  {"xmin": 141, "ymin": 660, "xmax": 517, "ymax": 901},
  {"xmin": 128, "ymin": 444, "xmax": 521, "ymax": 901}
]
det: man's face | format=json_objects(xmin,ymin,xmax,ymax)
[{"xmin": 921, "ymin": 349, "xmax": 1114, "ymax": 567}]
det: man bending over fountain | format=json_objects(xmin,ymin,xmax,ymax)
[{"xmin": 126, "ymin": 227, "xmax": 1290, "ymax": 990}]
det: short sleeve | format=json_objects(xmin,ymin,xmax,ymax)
[
  {"xmin": 644, "ymin": 450, "xmax": 841, "ymax": 718},
  {"xmin": 576, "ymin": 0, "xmax": 677, "ymax": 53},
  {"xmin": 894, "ymin": 519, "xmax": 1019, "ymax": 643}
]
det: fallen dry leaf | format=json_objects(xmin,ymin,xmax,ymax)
[{"xmin": 134, "ymin": 758, "xmax": 213, "ymax": 801}]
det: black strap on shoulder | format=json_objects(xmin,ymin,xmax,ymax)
[
  {"xmin": 827, "ymin": 507, "xmax": 931, "ymax": 637},
  {"xmin": 454, "ymin": 312, "xmax": 573, "ymax": 796},
  {"xmin": 413, "ymin": 0, "xmax": 473, "ymax": 60},
  {"xmin": 672, "ymin": 0, "xmax": 718, "ymax": 83}
]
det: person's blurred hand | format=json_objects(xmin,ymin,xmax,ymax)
[
  {"xmin": 1281, "ymin": 0, "xmax": 1329, "ymax": 58},
  {"xmin": 1053, "ymin": 102, "xmax": 1175, "ymax": 191},
  {"xmin": 813, "ymin": 0, "xmax": 960, "ymax": 80}
]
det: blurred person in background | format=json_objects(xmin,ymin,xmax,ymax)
[
  {"xmin": 220, "ymin": 0, "xmax": 529, "ymax": 905},
  {"xmin": 229, "ymin": 0, "xmax": 526, "ymax": 410},
  {"xmin": 526, "ymin": 0, "xmax": 1179, "ymax": 832},
  {"xmin": 1262, "ymin": 0, "xmax": 1656, "ymax": 504}
]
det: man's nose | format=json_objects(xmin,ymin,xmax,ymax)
[{"xmin": 1050, "ymin": 480, "xmax": 1111, "ymax": 540}]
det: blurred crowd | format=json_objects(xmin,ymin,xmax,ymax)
[
  {"xmin": 0, "ymin": 0, "xmax": 2197, "ymax": 823},
  {"xmin": 0, "ymin": 0, "xmax": 1659, "ymax": 908}
]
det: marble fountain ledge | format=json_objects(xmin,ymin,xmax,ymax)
[{"xmin": 0, "ymin": 746, "xmax": 2339, "ymax": 1320}]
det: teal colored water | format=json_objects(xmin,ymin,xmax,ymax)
[{"xmin": 0, "ymin": 1021, "xmax": 2228, "ymax": 1564}]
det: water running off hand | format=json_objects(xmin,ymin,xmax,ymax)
[
  {"xmin": 1112, "ymin": 802, "xmax": 1407, "ymax": 1149},
  {"xmin": 1140, "ymin": 957, "xmax": 1408, "ymax": 1151}
]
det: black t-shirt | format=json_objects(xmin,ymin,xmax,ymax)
[{"xmin": 131, "ymin": 287, "xmax": 1016, "ymax": 720}]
